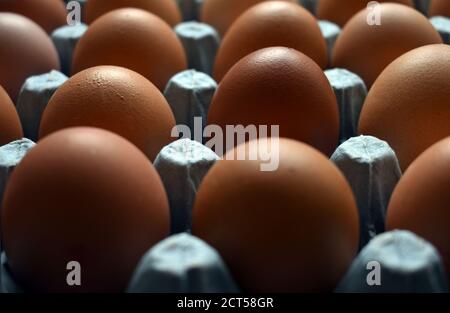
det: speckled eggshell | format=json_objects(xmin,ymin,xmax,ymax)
[
  {"xmin": 0, "ymin": 13, "xmax": 60, "ymax": 102},
  {"xmin": 0, "ymin": 85, "xmax": 23, "ymax": 146},
  {"xmin": 214, "ymin": 1, "xmax": 327, "ymax": 81},
  {"xmin": 358, "ymin": 44, "xmax": 450, "ymax": 171},
  {"xmin": 387, "ymin": 137, "xmax": 450, "ymax": 280},
  {"xmin": 0, "ymin": 0, "xmax": 67, "ymax": 33},
  {"xmin": 201, "ymin": 0, "xmax": 297, "ymax": 37},
  {"xmin": 332, "ymin": 3, "xmax": 442, "ymax": 88},
  {"xmin": 208, "ymin": 47, "xmax": 339, "ymax": 156},
  {"xmin": 85, "ymin": 0, "xmax": 182, "ymax": 26},
  {"xmin": 2, "ymin": 127, "xmax": 170, "ymax": 292},
  {"xmin": 429, "ymin": 0, "xmax": 450, "ymax": 17},
  {"xmin": 316, "ymin": 0, "xmax": 413, "ymax": 28},
  {"xmin": 192, "ymin": 138, "xmax": 359, "ymax": 292},
  {"xmin": 39, "ymin": 66, "xmax": 176, "ymax": 161},
  {"xmin": 72, "ymin": 8, "xmax": 187, "ymax": 91}
]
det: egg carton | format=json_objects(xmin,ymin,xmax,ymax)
[
  {"xmin": 16, "ymin": 71, "xmax": 68, "ymax": 141},
  {"xmin": 175, "ymin": 0, "xmax": 204, "ymax": 22},
  {"xmin": 51, "ymin": 23, "xmax": 88, "ymax": 76},
  {"xmin": 174, "ymin": 22, "xmax": 220, "ymax": 76},
  {"xmin": 430, "ymin": 16, "xmax": 450, "ymax": 44}
]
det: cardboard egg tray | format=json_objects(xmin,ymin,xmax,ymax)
[{"xmin": 0, "ymin": 0, "xmax": 449, "ymax": 293}]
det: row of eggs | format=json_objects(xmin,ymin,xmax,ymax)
[{"xmin": 0, "ymin": 0, "xmax": 449, "ymax": 292}]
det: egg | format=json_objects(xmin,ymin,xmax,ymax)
[
  {"xmin": 39, "ymin": 66, "xmax": 176, "ymax": 161},
  {"xmin": 316, "ymin": 0, "xmax": 413, "ymax": 28},
  {"xmin": 214, "ymin": 1, "xmax": 327, "ymax": 81},
  {"xmin": 208, "ymin": 47, "xmax": 339, "ymax": 156},
  {"xmin": 0, "ymin": 84, "xmax": 23, "ymax": 146},
  {"xmin": 2, "ymin": 127, "xmax": 170, "ymax": 292},
  {"xmin": 0, "ymin": 13, "xmax": 60, "ymax": 101},
  {"xmin": 429, "ymin": 0, "xmax": 450, "ymax": 17},
  {"xmin": 358, "ymin": 44, "xmax": 450, "ymax": 171},
  {"xmin": 72, "ymin": 8, "xmax": 187, "ymax": 91},
  {"xmin": 332, "ymin": 3, "xmax": 442, "ymax": 88},
  {"xmin": 192, "ymin": 138, "xmax": 359, "ymax": 292},
  {"xmin": 201, "ymin": 0, "xmax": 297, "ymax": 37},
  {"xmin": 386, "ymin": 137, "xmax": 450, "ymax": 280},
  {"xmin": 0, "ymin": 0, "xmax": 67, "ymax": 33},
  {"xmin": 85, "ymin": 0, "xmax": 182, "ymax": 26}
]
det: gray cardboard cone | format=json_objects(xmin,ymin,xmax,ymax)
[
  {"xmin": 331, "ymin": 136, "xmax": 402, "ymax": 249},
  {"xmin": 127, "ymin": 233, "xmax": 240, "ymax": 293},
  {"xmin": 336, "ymin": 230, "xmax": 449, "ymax": 293},
  {"xmin": 318, "ymin": 20, "xmax": 341, "ymax": 67},
  {"xmin": 325, "ymin": 68, "xmax": 367, "ymax": 143},
  {"xmin": 154, "ymin": 139, "xmax": 220, "ymax": 234},
  {"xmin": 175, "ymin": 0, "xmax": 204, "ymax": 21},
  {"xmin": 174, "ymin": 22, "xmax": 220, "ymax": 75},
  {"xmin": 430, "ymin": 16, "xmax": 450, "ymax": 44},
  {"xmin": 16, "ymin": 71, "xmax": 68, "ymax": 141}
]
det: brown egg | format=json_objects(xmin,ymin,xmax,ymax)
[
  {"xmin": 39, "ymin": 66, "xmax": 176, "ymax": 161},
  {"xmin": 0, "ymin": 0, "xmax": 67, "ymax": 33},
  {"xmin": 429, "ymin": 0, "xmax": 450, "ymax": 17},
  {"xmin": 214, "ymin": 1, "xmax": 327, "ymax": 81},
  {"xmin": 0, "ymin": 13, "xmax": 60, "ymax": 101},
  {"xmin": 386, "ymin": 137, "xmax": 450, "ymax": 280},
  {"xmin": 201, "ymin": 0, "xmax": 297, "ymax": 37},
  {"xmin": 72, "ymin": 8, "xmax": 187, "ymax": 91},
  {"xmin": 2, "ymin": 127, "xmax": 170, "ymax": 292},
  {"xmin": 208, "ymin": 47, "xmax": 339, "ymax": 157},
  {"xmin": 359, "ymin": 44, "xmax": 450, "ymax": 171},
  {"xmin": 85, "ymin": 0, "xmax": 182, "ymax": 26},
  {"xmin": 332, "ymin": 3, "xmax": 442, "ymax": 88},
  {"xmin": 0, "ymin": 85, "xmax": 23, "ymax": 146},
  {"xmin": 192, "ymin": 138, "xmax": 359, "ymax": 292},
  {"xmin": 316, "ymin": 0, "xmax": 413, "ymax": 28}
]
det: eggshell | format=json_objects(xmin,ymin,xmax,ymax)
[
  {"xmin": 208, "ymin": 47, "xmax": 339, "ymax": 156},
  {"xmin": 316, "ymin": 0, "xmax": 413, "ymax": 28},
  {"xmin": 39, "ymin": 66, "xmax": 176, "ymax": 161},
  {"xmin": 192, "ymin": 138, "xmax": 359, "ymax": 292},
  {"xmin": 0, "ymin": 13, "xmax": 60, "ymax": 101},
  {"xmin": 332, "ymin": 3, "xmax": 442, "ymax": 88},
  {"xmin": 429, "ymin": 0, "xmax": 450, "ymax": 17},
  {"xmin": 386, "ymin": 137, "xmax": 450, "ymax": 280},
  {"xmin": 85, "ymin": 0, "xmax": 182, "ymax": 26},
  {"xmin": 214, "ymin": 1, "xmax": 327, "ymax": 81},
  {"xmin": 358, "ymin": 44, "xmax": 450, "ymax": 171},
  {"xmin": 0, "ymin": 0, "xmax": 67, "ymax": 33},
  {"xmin": 201, "ymin": 0, "xmax": 297, "ymax": 37},
  {"xmin": 0, "ymin": 85, "xmax": 23, "ymax": 146},
  {"xmin": 2, "ymin": 127, "xmax": 170, "ymax": 292},
  {"xmin": 72, "ymin": 8, "xmax": 187, "ymax": 91}
]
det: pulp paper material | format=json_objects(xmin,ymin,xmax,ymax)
[
  {"xmin": 51, "ymin": 23, "xmax": 88, "ymax": 75},
  {"xmin": 175, "ymin": 0, "xmax": 204, "ymax": 21},
  {"xmin": 16, "ymin": 71, "xmax": 68, "ymax": 141},
  {"xmin": 127, "ymin": 233, "xmax": 239, "ymax": 293},
  {"xmin": 0, "ymin": 138, "xmax": 36, "ymax": 206},
  {"xmin": 154, "ymin": 139, "xmax": 220, "ymax": 234},
  {"xmin": 430, "ymin": 16, "xmax": 450, "ymax": 44},
  {"xmin": 331, "ymin": 136, "xmax": 402, "ymax": 248},
  {"xmin": 175, "ymin": 22, "xmax": 221, "ymax": 75},
  {"xmin": 325, "ymin": 69, "xmax": 367, "ymax": 143},
  {"xmin": 318, "ymin": 20, "xmax": 341, "ymax": 66},
  {"xmin": 164, "ymin": 69, "xmax": 217, "ymax": 134},
  {"xmin": 336, "ymin": 230, "xmax": 449, "ymax": 293}
]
